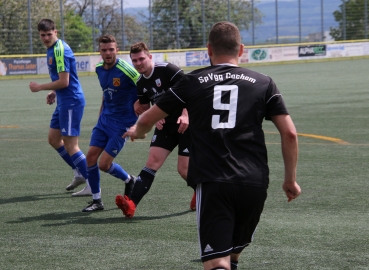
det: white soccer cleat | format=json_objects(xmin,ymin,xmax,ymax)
[
  {"xmin": 66, "ymin": 176, "xmax": 86, "ymax": 191},
  {"xmin": 71, "ymin": 185, "xmax": 92, "ymax": 197}
]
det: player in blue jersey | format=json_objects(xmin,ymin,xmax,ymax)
[
  {"xmin": 80, "ymin": 34, "xmax": 140, "ymax": 212},
  {"xmin": 29, "ymin": 19, "xmax": 90, "ymax": 195}
]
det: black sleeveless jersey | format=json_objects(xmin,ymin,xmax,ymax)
[
  {"xmin": 156, "ymin": 64, "xmax": 289, "ymax": 188},
  {"xmin": 136, "ymin": 62, "xmax": 184, "ymax": 125}
]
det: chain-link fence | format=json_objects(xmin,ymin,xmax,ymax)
[{"xmin": 0, "ymin": 0, "xmax": 368, "ymax": 55}]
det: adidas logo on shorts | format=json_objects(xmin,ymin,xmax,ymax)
[
  {"xmin": 204, "ymin": 244, "xmax": 213, "ymax": 253},
  {"xmin": 183, "ymin": 148, "xmax": 189, "ymax": 153}
]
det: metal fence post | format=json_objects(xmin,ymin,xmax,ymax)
[
  {"xmin": 60, "ymin": 0, "xmax": 64, "ymax": 40},
  {"xmin": 121, "ymin": 0, "xmax": 125, "ymax": 50},
  {"xmin": 175, "ymin": 0, "xmax": 179, "ymax": 49},
  {"xmin": 298, "ymin": 0, "xmax": 301, "ymax": 43},
  {"xmin": 149, "ymin": 0, "xmax": 153, "ymax": 49},
  {"xmin": 342, "ymin": 0, "xmax": 346, "ymax": 40},
  {"xmin": 321, "ymin": 0, "xmax": 324, "ymax": 41},
  {"xmin": 202, "ymin": 0, "xmax": 205, "ymax": 47},
  {"xmin": 275, "ymin": 0, "xmax": 279, "ymax": 44},
  {"xmin": 92, "ymin": 0, "xmax": 96, "ymax": 51},
  {"xmin": 28, "ymin": 0, "xmax": 33, "ymax": 54},
  {"xmin": 365, "ymin": 0, "xmax": 368, "ymax": 39}
]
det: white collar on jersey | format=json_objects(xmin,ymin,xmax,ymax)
[
  {"xmin": 143, "ymin": 62, "xmax": 155, "ymax": 79},
  {"xmin": 216, "ymin": 63, "xmax": 237, "ymax": 67}
]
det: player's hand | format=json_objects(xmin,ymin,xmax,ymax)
[
  {"xmin": 29, "ymin": 82, "xmax": 41, "ymax": 92},
  {"xmin": 123, "ymin": 125, "xmax": 147, "ymax": 142},
  {"xmin": 156, "ymin": 119, "xmax": 165, "ymax": 130},
  {"xmin": 177, "ymin": 115, "xmax": 189, "ymax": 134},
  {"xmin": 134, "ymin": 100, "xmax": 150, "ymax": 115},
  {"xmin": 282, "ymin": 181, "xmax": 301, "ymax": 202},
  {"xmin": 46, "ymin": 91, "xmax": 56, "ymax": 105}
]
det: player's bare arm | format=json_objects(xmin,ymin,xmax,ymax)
[
  {"xmin": 271, "ymin": 114, "xmax": 301, "ymax": 202},
  {"xmin": 29, "ymin": 71, "xmax": 70, "ymax": 92},
  {"xmin": 123, "ymin": 105, "xmax": 168, "ymax": 141},
  {"xmin": 177, "ymin": 108, "xmax": 189, "ymax": 134}
]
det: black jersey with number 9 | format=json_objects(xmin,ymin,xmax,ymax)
[{"xmin": 156, "ymin": 64, "xmax": 289, "ymax": 188}]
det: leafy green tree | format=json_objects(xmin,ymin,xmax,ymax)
[
  {"xmin": 330, "ymin": 0, "xmax": 369, "ymax": 40},
  {"xmin": 151, "ymin": 0, "xmax": 263, "ymax": 50},
  {"xmin": 67, "ymin": 0, "xmax": 149, "ymax": 51},
  {"xmin": 63, "ymin": 11, "xmax": 93, "ymax": 52}
]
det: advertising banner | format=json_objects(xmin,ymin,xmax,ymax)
[
  {"xmin": 163, "ymin": 52, "xmax": 186, "ymax": 67},
  {"xmin": 269, "ymin": 46, "xmax": 298, "ymax": 62},
  {"xmin": 326, "ymin": 44, "xmax": 345, "ymax": 58},
  {"xmin": 344, "ymin": 43, "xmax": 363, "ymax": 56},
  {"xmin": 0, "ymin": 58, "xmax": 37, "ymax": 76},
  {"xmin": 75, "ymin": 56, "xmax": 91, "ymax": 72},
  {"xmin": 248, "ymin": 48, "xmax": 270, "ymax": 63},
  {"xmin": 239, "ymin": 48, "xmax": 249, "ymax": 64},
  {"xmin": 186, "ymin": 51, "xmax": 210, "ymax": 66},
  {"xmin": 298, "ymin": 45, "xmax": 326, "ymax": 57}
]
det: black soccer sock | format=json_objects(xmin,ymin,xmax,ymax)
[
  {"xmin": 130, "ymin": 167, "xmax": 156, "ymax": 206},
  {"xmin": 231, "ymin": 260, "xmax": 238, "ymax": 270}
]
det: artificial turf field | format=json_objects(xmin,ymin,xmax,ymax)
[{"xmin": 0, "ymin": 58, "xmax": 368, "ymax": 269}]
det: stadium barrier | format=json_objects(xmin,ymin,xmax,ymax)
[{"xmin": 1, "ymin": 40, "xmax": 369, "ymax": 76}]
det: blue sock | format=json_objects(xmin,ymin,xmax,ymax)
[
  {"xmin": 56, "ymin": 146, "xmax": 75, "ymax": 169},
  {"xmin": 70, "ymin": 151, "xmax": 88, "ymax": 180},
  {"xmin": 87, "ymin": 164, "xmax": 100, "ymax": 194},
  {"xmin": 107, "ymin": 163, "xmax": 129, "ymax": 182}
]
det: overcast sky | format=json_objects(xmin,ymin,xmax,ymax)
[{"xmin": 124, "ymin": 0, "xmax": 149, "ymax": 8}]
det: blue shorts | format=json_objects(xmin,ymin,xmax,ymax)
[
  {"xmin": 50, "ymin": 106, "xmax": 84, "ymax": 136},
  {"xmin": 89, "ymin": 118, "xmax": 130, "ymax": 158}
]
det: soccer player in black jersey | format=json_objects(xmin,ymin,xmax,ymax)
[
  {"xmin": 124, "ymin": 22, "xmax": 301, "ymax": 270},
  {"xmin": 115, "ymin": 42, "xmax": 196, "ymax": 218}
]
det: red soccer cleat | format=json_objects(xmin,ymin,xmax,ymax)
[
  {"xmin": 115, "ymin": 194, "xmax": 136, "ymax": 218},
  {"xmin": 190, "ymin": 191, "xmax": 196, "ymax": 211}
]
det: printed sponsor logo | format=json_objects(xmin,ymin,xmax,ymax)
[
  {"xmin": 251, "ymin": 49, "xmax": 268, "ymax": 61},
  {"xmin": 299, "ymin": 45, "xmax": 326, "ymax": 57}
]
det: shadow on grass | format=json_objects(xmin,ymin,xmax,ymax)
[
  {"xmin": 0, "ymin": 192, "xmax": 74, "ymax": 205},
  {"xmin": 6, "ymin": 209, "xmax": 193, "ymax": 227}
]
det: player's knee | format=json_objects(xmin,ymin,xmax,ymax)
[
  {"xmin": 98, "ymin": 161, "xmax": 111, "ymax": 172},
  {"xmin": 146, "ymin": 156, "xmax": 164, "ymax": 170}
]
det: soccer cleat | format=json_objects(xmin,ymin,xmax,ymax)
[
  {"xmin": 82, "ymin": 200, "xmax": 104, "ymax": 212},
  {"xmin": 71, "ymin": 185, "xmax": 92, "ymax": 197},
  {"xmin": 124, "ymin": 175, "xmax": 137, "ymax": 197},
  {"xmin": 115, "ymin": 194, "xmax": 136, "ymax": 218},
  {"xmin": 66, "ymin": 176, "xmax": 86, "ymax": 191},
  {"xmin": 190, "ymin": 191, "xmax": 196, "ymax": 211}
]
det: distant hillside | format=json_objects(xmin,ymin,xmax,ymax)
[
  {"xmin": 244, "ymin": 0, "xmax": 341, "ymax": 43},
  {"xmin": 124, "ymin": 0, "xmax": 342, "ymax": 44}
]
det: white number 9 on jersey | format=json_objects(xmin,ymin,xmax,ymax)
[{"xmin": 212, "ymin": 85, "xmax": 238, "ymax": 129}]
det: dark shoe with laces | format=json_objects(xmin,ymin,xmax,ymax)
[
  {"xmin": 124, "ymin": 175, "xmax": 137, "ymax": 197},
  {"xmin": 82, "ymin": 200, "xmax": 104, "ymax": 212}
]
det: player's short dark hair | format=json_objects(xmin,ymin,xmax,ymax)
[
  {"xmin": 37, "ymin": 19, "xmax": 56, "ymax": 32},
  {"xmin": 208, "ymin": 21, "xmax": 241, "ymax": 57},
  {"xmin": 98, "ymin": 34, "xmax": 117, "ymax": 44},
  {"xmin": 130, "ymin": 42, "xmax": 150, "ymax": 56}
]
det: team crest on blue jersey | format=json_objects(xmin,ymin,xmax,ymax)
[
  {"xmin": 113, "ymin": 78, "xmax": 120, "ymax": 86},
  {"xmin": 151, "ymin": 135, "xmax": 157, "ymax": 142},
  {"xmin": 155, "ymin": 79, "xmax": 161, "ymax": 87},
  {"xmin": 48, "ymin": 57, "xmax": 53, "ymax": 65}
]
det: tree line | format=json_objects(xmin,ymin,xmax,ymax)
[{"xmin": 0, "ymin": 0, "xmax": 367, "ymax": 55}]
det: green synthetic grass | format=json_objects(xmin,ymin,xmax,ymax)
[{"xmin": 1, "ymin": 59, "xmax": 368, "ymax": 269}]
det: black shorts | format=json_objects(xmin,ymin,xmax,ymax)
[
  {"xmin": 196, "ymin": 182, "xmax": 267, "ymax": 262},
  {"xmin": 149, "ymin": 125, "xmax": 191, "ymax": 157}
]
